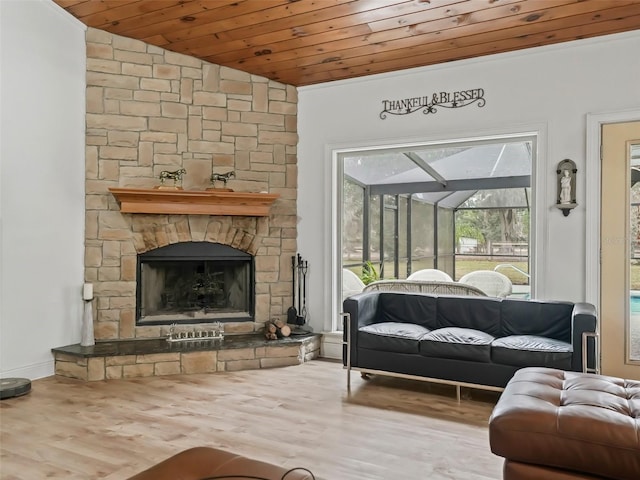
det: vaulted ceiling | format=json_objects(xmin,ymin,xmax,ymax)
[{"xmin": 54, "ymin": 0, "xmax": 640, "ymax": 86}]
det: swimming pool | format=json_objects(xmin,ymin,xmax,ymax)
[{"xmin": 631, "ymin": 294, "xmax": 640, "ymax": 313}]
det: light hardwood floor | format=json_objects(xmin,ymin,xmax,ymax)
[{"xmin": 0, "ymin": 360, "xmax": 503, "ymax": 479}]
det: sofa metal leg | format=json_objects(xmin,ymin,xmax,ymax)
[
  {"xmin": 582, "ymin": 331, "xmax": 600, "ymax": 374},
  {"xmin": 456, "ymin": 385, "xmax": 461, "ymax": 403},
  {"xmin": 342, "ymin": 312, "xmax": 351, "ymax": 391}
]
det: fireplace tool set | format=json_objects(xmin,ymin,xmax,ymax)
[{"xmin": 287, "ymin": 253, "xmax": 313, "ymax": 334}]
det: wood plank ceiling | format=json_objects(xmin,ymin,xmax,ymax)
[{"xmin": 55, "ymin": 0, "xmax": 640, "ymax": 86}]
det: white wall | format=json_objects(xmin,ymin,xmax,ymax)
[
  {"xmin": 1, "ymin": 0, "xmax": 86, "ymax": 379},
  {"xmin": 298, "ymin": 30, "xmax": 640, "ymax": 333}
]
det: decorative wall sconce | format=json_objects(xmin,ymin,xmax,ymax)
[{"xmin": 555, "ymin": 159, "xmax": 577, "ymax": 216}]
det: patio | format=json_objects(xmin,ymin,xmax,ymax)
[{"xmin": 341, "ymin": 136, "xmax": 532, "ymax": 298}]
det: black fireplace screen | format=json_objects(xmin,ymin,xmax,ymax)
[{"xmin": 136, "ymin": 242, "xmax": 254, "ymax": 325}]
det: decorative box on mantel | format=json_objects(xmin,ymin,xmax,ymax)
[{"xmin": 108, "ymin": 187, "xmax": 280, "ymax": 216}]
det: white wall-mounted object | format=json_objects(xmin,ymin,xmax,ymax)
[
  {"xmin": 555, "ymin": 159, "xmax": 577, "ymax": 216},
  {"xmin": 82, "ymin": 283, "xmax": 93, "ymax": 301}
]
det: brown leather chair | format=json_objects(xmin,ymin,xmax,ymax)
[
  {"xmin": 128, "ymin": 446, "xmax": 315, "ymax": 480},
  {"xmin": 489, "ymin": 367, "xmax": 640, "ymax": 480}
]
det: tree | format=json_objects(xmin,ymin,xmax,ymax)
[
  {"xmin": 457, "ymin": 189, "xmax": 529, "ymax": 245},
  {"xmin": 455, "ymin": 210, "xmax": 485, "ymax": 244}
]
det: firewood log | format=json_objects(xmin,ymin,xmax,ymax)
[
  {"xmin": 272, "ymin": 319, "xmax": 291, "ymax": 338},
  {"xmin": 264, "ymin": 320, "xmax": 291, "ymax": 339},
  {"xmin": 280, "ymin": 324, "xmax": 291, "ymax": 337},
  {"xmin": 264, "ymin": 322, "xmax": 277, "ymax": 340}
]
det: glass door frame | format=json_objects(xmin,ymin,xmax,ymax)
[
  {"xmin": 601, "ymin": 121, "xmax": 640, "ymax": 375},
  {"xmin": 586, "ymin": 111, "xmax": 640, "ymax": 377}
]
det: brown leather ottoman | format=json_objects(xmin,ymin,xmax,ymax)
[
  {"xmin": 489, "ymin": 367, "xmax": 640, "ymax": 480},
  {"xmin": 127, "ymin": 446, "xmax": 315, "ymax": 480}
]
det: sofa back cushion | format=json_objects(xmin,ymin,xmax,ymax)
[
  {"xmin": 378, "ymin": 292, "xmax": 438, "ymax": 330},
  {"xmin": 436, "ymin": 296, "xmax": 502, "ymax": 336},
  {"xmin": 500, "ymin": 299, "xmax": 573, "ymax": 342}
]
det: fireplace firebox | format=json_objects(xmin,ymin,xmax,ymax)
[{"xmin": 136, "ymin": 242, "xmax": 254, "ymax": 325}]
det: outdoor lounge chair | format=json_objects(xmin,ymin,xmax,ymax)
[
  {"xmin": 459, "ymin": 270, "xmax": 513, "ymax": 298},
  {"xmin": 363, "ymin": 279, "xmax": 487, "ymax": 296},
  {"xmin": 407, "ymin": 269, "xmax": 453, "ymax": 282},
  {"xmin": 342, "ymin": 268, "xmax": 366, "ymax": 301}
]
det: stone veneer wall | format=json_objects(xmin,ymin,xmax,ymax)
[{"xmin": 84, "ymin": 28, "xmax": 298, "ymax": 341}]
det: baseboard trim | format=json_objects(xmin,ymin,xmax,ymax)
[
  {"xmin": 1, "ymin": 360, "xmax": 54, "ymax": 381},
  {"xmin": 321, "ymin": 331, "xmax": 342, "ymax": 360}
]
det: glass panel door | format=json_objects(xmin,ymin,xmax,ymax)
[
  {"xmin": 601, "ymin": 121, "xmax": 640, "ymax": 378},
  {"xmin": 629, "ymin": 143, "xmax": 640, "ymax": 361}
]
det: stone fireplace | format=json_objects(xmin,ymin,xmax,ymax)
[
  {"xmin": 83, "ymin": 28, "xmax": 299, "ymax": 342},
  {"xmin": 51, "ymin": 28, "xmax": 321, "ymax": 382}
]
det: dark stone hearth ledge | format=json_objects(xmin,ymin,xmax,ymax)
[{"xmin": 52, "ymin": 333, "xmax": 319, "ymax": 358}]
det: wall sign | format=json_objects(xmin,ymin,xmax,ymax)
[{"xmin": 380, "ymin": 88, "xmax": 485, "ymax": 119}]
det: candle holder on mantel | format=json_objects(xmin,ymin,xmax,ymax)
[{"xmin": 155, "ymin": 168, "xmax": 186, "ymax": 190}]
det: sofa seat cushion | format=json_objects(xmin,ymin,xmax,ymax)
[
  {"xmin": 492, "ymin": 335, "xmax": 572, "ymax": 369},
  {"xmin": 419, "ymin": 327, "xmax": 494, "ymax": 362},
  {"xmin": 359, "ymin": 322, "xmax": 430, "ymax": 354}
]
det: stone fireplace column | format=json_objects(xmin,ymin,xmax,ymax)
[{"xmin": 84, "ymin": 28, "xmax": 298, "ymax": 342}]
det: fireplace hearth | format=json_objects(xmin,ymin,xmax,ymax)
[
  {"xmin": 52, "ymin": 333, "xmax": 321, "ymax": 381},
  {"xmin": 136, "ymin": 242, "xmax": 254, "ymax": 326}
]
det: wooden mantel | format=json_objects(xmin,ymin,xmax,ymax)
[{"xmin": 108, "ymin": 187, "xmax": 279, "ymax": 216}]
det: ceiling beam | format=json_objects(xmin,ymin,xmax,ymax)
[
  {"xmin": 403, "ymin": 152, "xmax": 447, "ymax": 186},
  {"xmin": 369, "ymin": 175, "xmax": 530, "ymax": 196}
]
